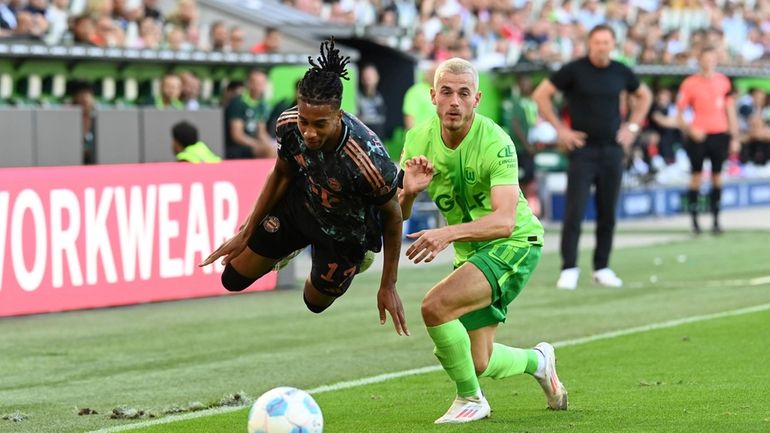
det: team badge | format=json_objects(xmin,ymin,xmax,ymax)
[
  {"xmin": 464, "ymin": 168, "xmax": 477, "ymax": 185},
  {"xmin": 263, "ymin": 216, "xmax": 280, "ymax": 233},
  {"xmin": 327, "ymin": 177, "xmax": 342, "ymax": 192}
]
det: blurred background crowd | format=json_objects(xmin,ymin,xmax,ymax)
[
  {"xmin": 2, "ymin": 0, "xmax": 770, "ymax": 212},
  {"xmin": 4, "ymin": 0, "xmax": 770, "ymax": 66}
]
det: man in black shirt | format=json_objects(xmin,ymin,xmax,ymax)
[
  {"xmin": 200, "ymin": 38, "xmax": 408, "ymax": 336},
  {"xmin": 533, "ymin": 24, "xmax": 652, "ymax": 290}
]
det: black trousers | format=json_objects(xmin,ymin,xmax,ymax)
[{"xmin": 561, "ymin": 145, "xmax": 624, "ymax": 270}]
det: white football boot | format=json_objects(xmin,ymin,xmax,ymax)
[
  {"xmin": 533, "ymin": 342, "xmax": 569, "ymax": 410},
  {"xmin": 434, "ymin": 393, "xmax": 491, "ymax": 424}
]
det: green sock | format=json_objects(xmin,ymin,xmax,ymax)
[
  {"xmin": 480, "ymin": 343, "xmax": 538, "ymax": 379},
  {"xmin": 426, "ymin": 320, "xmax": 479, "ymax": 398}
]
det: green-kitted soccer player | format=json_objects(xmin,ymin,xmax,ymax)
[{"xmin": 398, "ymin": 57, "xmax": 568, "ymax": 424}]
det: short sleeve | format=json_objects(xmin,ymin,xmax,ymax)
[
  {"xmin": 364, "ymin": 150, "xmax": 400, "ymax": 206},
  {"xmin": 676, "ymin": 79, "xmax": 691, "ymax": 111},
  {"xmin": 488, "ymin": 139, "xmax": 519, "ymax": 187},
  {"xmin": 549, "ymin": 61, "xmax": 575, "ymax": 91},
  {"xmin": 622, "ymin": 63, "xmax": 641, "ymax": 92}
]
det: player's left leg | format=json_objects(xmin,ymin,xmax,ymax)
[
  {"xmin": 303, "ymin": 241, "xmax": 366, "ymax": 314},
  {"xmin": 707, "ymin": 134, "xmax": 730, "ymax": 234},
  {"xmin": 466, "ymin": 244, "xmax": 568, "ymax": 410}
]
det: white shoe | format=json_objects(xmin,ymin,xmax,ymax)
[
  {"xmin": 533, "ymin": 342, "xmax": 568, "ymax": 410},
  {"xmin": 434, "ymin": 394, "xmax": 491, "ymax": 424},
  {"xmin": 593, "ymin": 268, "xmax": 623, "ymax": 287},
  {"xmin": 556, "ymin": 267, "xmax": 580, "ymax": 290}
]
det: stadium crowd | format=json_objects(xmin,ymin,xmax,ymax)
[
  {"xmin": 2, "ymin": 0, "xmax": 770, "ymax": 179},
  {"xmin": 1, "ymin": 0, "xmax": 770, "ymax": 67}
]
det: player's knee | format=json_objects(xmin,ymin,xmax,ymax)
[
  {"xmin": 421, "ymin": 294, "xmax": 446, "ymax": 325},
  {"xmin": 221, "ymin": 264, "xmax": 257, "ymax": 292},
  {"xmin": 474, "ymin": 358, "xmax": 489, "ymax": 377},
  {"xmin": 303, "ymin": 293, "xmax": 330, "ymax": 314}
]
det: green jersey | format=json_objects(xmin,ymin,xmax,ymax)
[{"xmin": 401, "ymin": 113, "xmax": 544, "ymax": 266}]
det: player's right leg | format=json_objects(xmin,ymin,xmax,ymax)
[
  {"xmin": 422, "ymin": 264, "xmax": 495, "ymax": 424},
  {"xmin": 225, "ymin": 199, "xmax": 309, "ymax": 293}
]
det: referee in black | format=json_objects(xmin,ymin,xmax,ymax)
[{"xmin": 533, "ymin": 24, "xmax": 652, "ymax": 290}]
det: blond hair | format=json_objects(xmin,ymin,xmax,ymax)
[{"xmin": 433, "ymin": 57, "xmax": 479, "ymax": 91}]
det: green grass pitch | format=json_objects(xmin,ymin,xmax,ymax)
[{"xmin": 1, "ymin": 229, "xmax": 769, "ymax": 433}]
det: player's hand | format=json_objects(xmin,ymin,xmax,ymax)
[
  {"xmin": 402, "ymin": 156, "xmax": 434, "ymax": 195},
  {"xmin": 729, "ymin": 137, "xmax": 741, "ymax": 155},
  {"xmin": 199, "ymin": 231, "xmax": 248, "ymax": 267},
  {"xmin": 377, "ymin": 286, "xmax": 409, "ymax": 336},
  {"xmin": 616, "ymin": 124, "xmax": 637, "ymax": 151},
  {"xmin": 405, "ymin": 227, "xmax": 453, "ymax": 264},
  {"xmin": 688, "ymin": 128, "xmax": 706, "ymax": 143},
  {"xmin": 557, "ymin": 127, "xmax": 587, "ymax": 151}
]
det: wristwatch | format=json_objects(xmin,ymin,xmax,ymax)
[{"xmin": 627, "ymin": 122, "xmax": 640, "ymax": 133}]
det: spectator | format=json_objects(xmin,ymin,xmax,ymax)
[
  {"xmin": 45, "ymin": 0, "xmax": 71, "ymax": 45},
  {"xmin": 133, "ymin": 15, "xmax": 161, "ymax": 49},
  {"xmin": 165, "ymin": 0, "xmax": 200, "ymax": 48},
  {"xmin": 224, "ymin": 68, "xmax": 274, "ymax": 158},
  {"xmin": 250, "ymin": 27, "xmax": 281, "ymax": 53},
  {"xmin": 68, "ymin": 80, "xmax": 96, "ymax": 164},
  {"xmin": 171, "ymin": 120, "xmax": 221, "ymax": 163},
  {"xmin": 646, "ymin": 87, "xmax": 681, "ymax": 165},
  {"xmin": 71, "ymin": 14, "xmax": 97, "ymax": 45},
  {"xmin": 1, "ymin": 1, "xmax": 17, "ymax": 33},
  {"xmin": 229, "ymin": 25, "xmax": 245, "ymax": 52},
  {"xmin": 164, "ymin": 25, "xmax": 192, "ymax": 50},
  {"xmin": 142, "ymin": 0, "xmax": 162, "ymax": 22},
  {"xmin": 740, "ymin": 88, "xmax": 770, "ymax": 165},
  {"xmin": 152, "ymin": 73, "xmax": 183, "ymax": 109},
  {"xmin": 502, "ymin": 76, "xmax": 541, "ymax": 216},
  {"xmin": 266, "ymin": 79, "xmax": 299, "ymax": 139},
  {"xmin": 356, "ymin": 63, "xmax": 387, "ymax": 139},
  {"xmin": 533, "ymin": 24, "xmax": 652, "ymax": 290},
  {"xmin": 180, "ymin": 71, "xmax": 200, "ymax": 110},
  {"xmin": 402, "ymin": 62, "xmax": 435, "ymax": 130},
  {"xmin": 220, "ymin": 79, "xmax": 243, "ymax": 108},
  {"xmin": 208, "ymin": 20, "xmax": 227, "ymax": 51}
]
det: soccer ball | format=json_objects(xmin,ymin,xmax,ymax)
[{"xmin": 247, "ymin": 387, "xmax": 323, "ymax": 433}]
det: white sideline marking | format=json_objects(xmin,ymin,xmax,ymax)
[{"xmin": 87, "ymin": 302, "xmax": 770, "ymax": 433}]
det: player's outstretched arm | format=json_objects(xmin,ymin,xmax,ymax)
[
  {"xmin": 376, "ymin": 195, "xmax": 409, "ymax": 336},
  {"xmin": 199, "ymin": 158, "xmax": 297, "ymax": 267},
  {"xmin": 398, "ymin": 156, "xmax": 434, "ymax": 219}
]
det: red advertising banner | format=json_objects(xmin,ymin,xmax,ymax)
[{"xmin": 0, "ymin": 160, "xmax": 277, "ymax": 317}]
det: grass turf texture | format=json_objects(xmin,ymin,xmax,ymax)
[{"xmin": 1, "ymin": 229, "xmax": 769, "ymax": 433}]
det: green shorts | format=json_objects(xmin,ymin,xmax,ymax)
[{"xmin": 459, "ymin": 243, "xmax": 542, "ymax": 331}]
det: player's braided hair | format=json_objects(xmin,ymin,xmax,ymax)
[{"xmin": 298, "ymin": 37, "xmax": 350, "ymax": 109}]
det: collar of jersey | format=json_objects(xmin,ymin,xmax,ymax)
[
  {"xmin": 332, "ymin": 117, "xmax": 350, "ymax": 153},
  {"xmin": 240, "ymin": 91, "xmax": 260, "ymax": 107}
]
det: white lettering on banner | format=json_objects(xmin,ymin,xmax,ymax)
[
  {"xmin": 212, "ymin": 182, "xmax": 238, "ymax": 274},
  {"xmin": 85, "ymin": 187, "xmax": 118, "ymax": 285},
  {"xmin": 158, "ymin": 183, "xmax": 184, "ymax": 278},
  {"xmin": 50, "ymin": 189, "xmax": 84, "ymax": 288},
  {"xmin": 0, "ymin": 191, "xmax": 10, "ymax": 290},
  {"xmin": 184, "ymin": 183, "xmax": 211, "ymax": 276},
  {"xmin": 623, "ymin": 194, "xmax": 652, "ymax": 216},
  {"xmin": 11, "ymin": 189, "xmax": 47, "ymax": 292},
  {"xmin": 0, "ymin": 181, "xmax": 242, "ymax": 292},
  {"xmin": 0, "ymin": 192, "xmax": 8, "ymax": 292},
  {"xmin": 114, "ymin": 186, "xmax": 157, "ymax": 282}
]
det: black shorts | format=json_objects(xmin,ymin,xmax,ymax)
[
  {"xmin": 247, "ymin": 191, "xmax": 366, "ymax": 297},
  {"xmin": 686, "ymin": 133, "xmax": 729, "ymax": 173}
]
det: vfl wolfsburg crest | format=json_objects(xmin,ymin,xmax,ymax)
[{"xmin": 464, "ymin": 168, "xmax": 477, "ymax": 184}]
